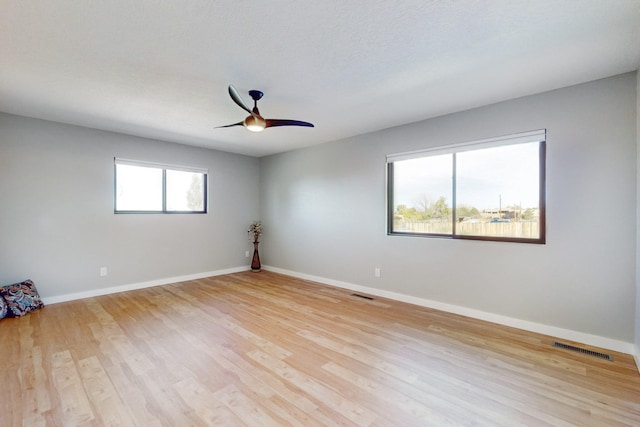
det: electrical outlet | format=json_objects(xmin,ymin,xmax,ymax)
[
  {"xmin": 100, "ymin": 267, "xmax": 108, "ymax": 277},
  {"xmin": 374, "ymin": 267, "xmax": 381, "ymax": 278},
  {"xmin": 245, "ymin": 251, "xmax": 250, "ymax": 258}
]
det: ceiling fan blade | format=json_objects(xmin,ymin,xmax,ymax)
[
  {"xmin": 215, "ymin": 121, "xmax": 244, "ymax": 128},
  {"xmin": 265, "ymin": 119, "xmax": 314, "ymax": 128},
  {"xmin": 228, "ymin": 85, "xmax": 254, "ymax": 116}
]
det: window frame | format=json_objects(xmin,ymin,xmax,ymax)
[
  {"xmin": 386, "ymin": 130, "xmax": 546, "ymax": 244},
  {"xmin": 114, "ymin": 158, "xmax": 208, "ymax": 214}
]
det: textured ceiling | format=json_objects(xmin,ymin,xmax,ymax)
[{"xmin": 1, "ymin": 1, "xmax": 639, "ymax": 157}]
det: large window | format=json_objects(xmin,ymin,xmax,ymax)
[
  {"xmin": 387, "ymin": 130, "xmax": 545, "ymax": 243},
  {"xmin": 115, "ymin": 159, "xmax": 207, "ymax": 213}
]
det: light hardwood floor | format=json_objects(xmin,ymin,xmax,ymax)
[{"xmin": 1, "ymin": 271, "xmax": 639, "ymax": 426}]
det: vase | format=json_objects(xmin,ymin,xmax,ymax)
[{"xmin": 251, "ymin": 241, "xmax": 261, "ymax": 272}]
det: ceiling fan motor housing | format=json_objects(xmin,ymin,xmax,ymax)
[{"xmin": 248, "ymin": 90, "xmax": 264, "ymax": 101}]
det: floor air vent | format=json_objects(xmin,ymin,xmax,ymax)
[
  {"xmin": 552, "ymin": 341, "xmax": 613, "ymax": 361},
  {"xmin": 351, "ymin": 293, "xmax": 375, "ymax": 300}
]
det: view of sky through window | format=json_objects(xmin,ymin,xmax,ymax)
[
  {"xmin": 393, "ymin": 142, "xmax": 539, "ymax": 212},
  {"xmin": 115, "ymin": 164, "xmax": 163, "ymax": 211},
  {"xmin": 456, "ymin": 142, "xmax": 539, "ymax": 211}
]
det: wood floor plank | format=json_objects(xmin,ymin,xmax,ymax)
[
  {"xmin": 86, "ymin": 300, "xmax": 155, "ymax": 375},
  {"xmin": 50, "ymin": 350, "xmax": 95, "ymax": 426},
  {"xmin": 77, "ymin": 355, "xmax": 138, "ymax": 426},
  {"xmin": 175, "ymin": 377, "xmax": 245, "ymax": 426},
  {"xmin": 213, "ymin": 383, "xmax": 282, "ymax": 427},
  {"xmin": 248, "ymin": 348, "xmax": 380, "ymax": 426},
  {"xmin": 19, "ymin": 345, "xmax": 51, "ymax": 427},
  {"xmin": 2, "ymin": 271, "xmax": 639, "ymax": 426},
  {"xmin": 95, "ymin": 358, "xmax": 164, "ymax": 427}
]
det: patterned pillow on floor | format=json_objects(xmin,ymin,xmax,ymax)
[
  {"xmin": 0, "ymin": 279, "xmax": 45, "ymax": 317},
  {"xmin": 0, "ymin": 294, "xmax": 8, "ymax": 319}
]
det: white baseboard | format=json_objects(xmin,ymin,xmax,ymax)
[
  {"xmin": 41, "ymin": 266, "xmax": 250, "ymax": 305},
  {"xmin": 263, "ymin": 265, "xmax": 636, "ymax": 357},
  {"xmin": 634, "ymin": 345, "xmax": 640, "ymax": 375}
]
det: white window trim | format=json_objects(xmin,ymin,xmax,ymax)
[
  {"xmin": 386, "ymin": 129, "xmax": 546, "ymax": 163},
  {"xmin": 114, "ymin": 158, "xmax": 208, "ymax": 175}
]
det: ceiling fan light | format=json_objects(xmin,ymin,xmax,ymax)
[{"xmin": 244, "ymin": 115, "xmax": 266, "ymax": 132}]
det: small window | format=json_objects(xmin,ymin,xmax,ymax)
[
  {"xmin": 115, "ymin": 159, "xmax": 207, "ymax": 214},
  {"xmin": 387, "ymin": 130, "xmax": 545, "ymax": 243}
]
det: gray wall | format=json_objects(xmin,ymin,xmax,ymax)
[
  {"xmin": 260, "ymin": 73, "xmax": 637, "ymax": 342},
  {"xmin": 0, "ymin": 113, "xmax": 260, "ymax": 298}
]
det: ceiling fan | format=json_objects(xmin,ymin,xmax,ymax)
[{"xmin": 216, "ymin": 85, "xmax": 314, "ymax": 132}]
